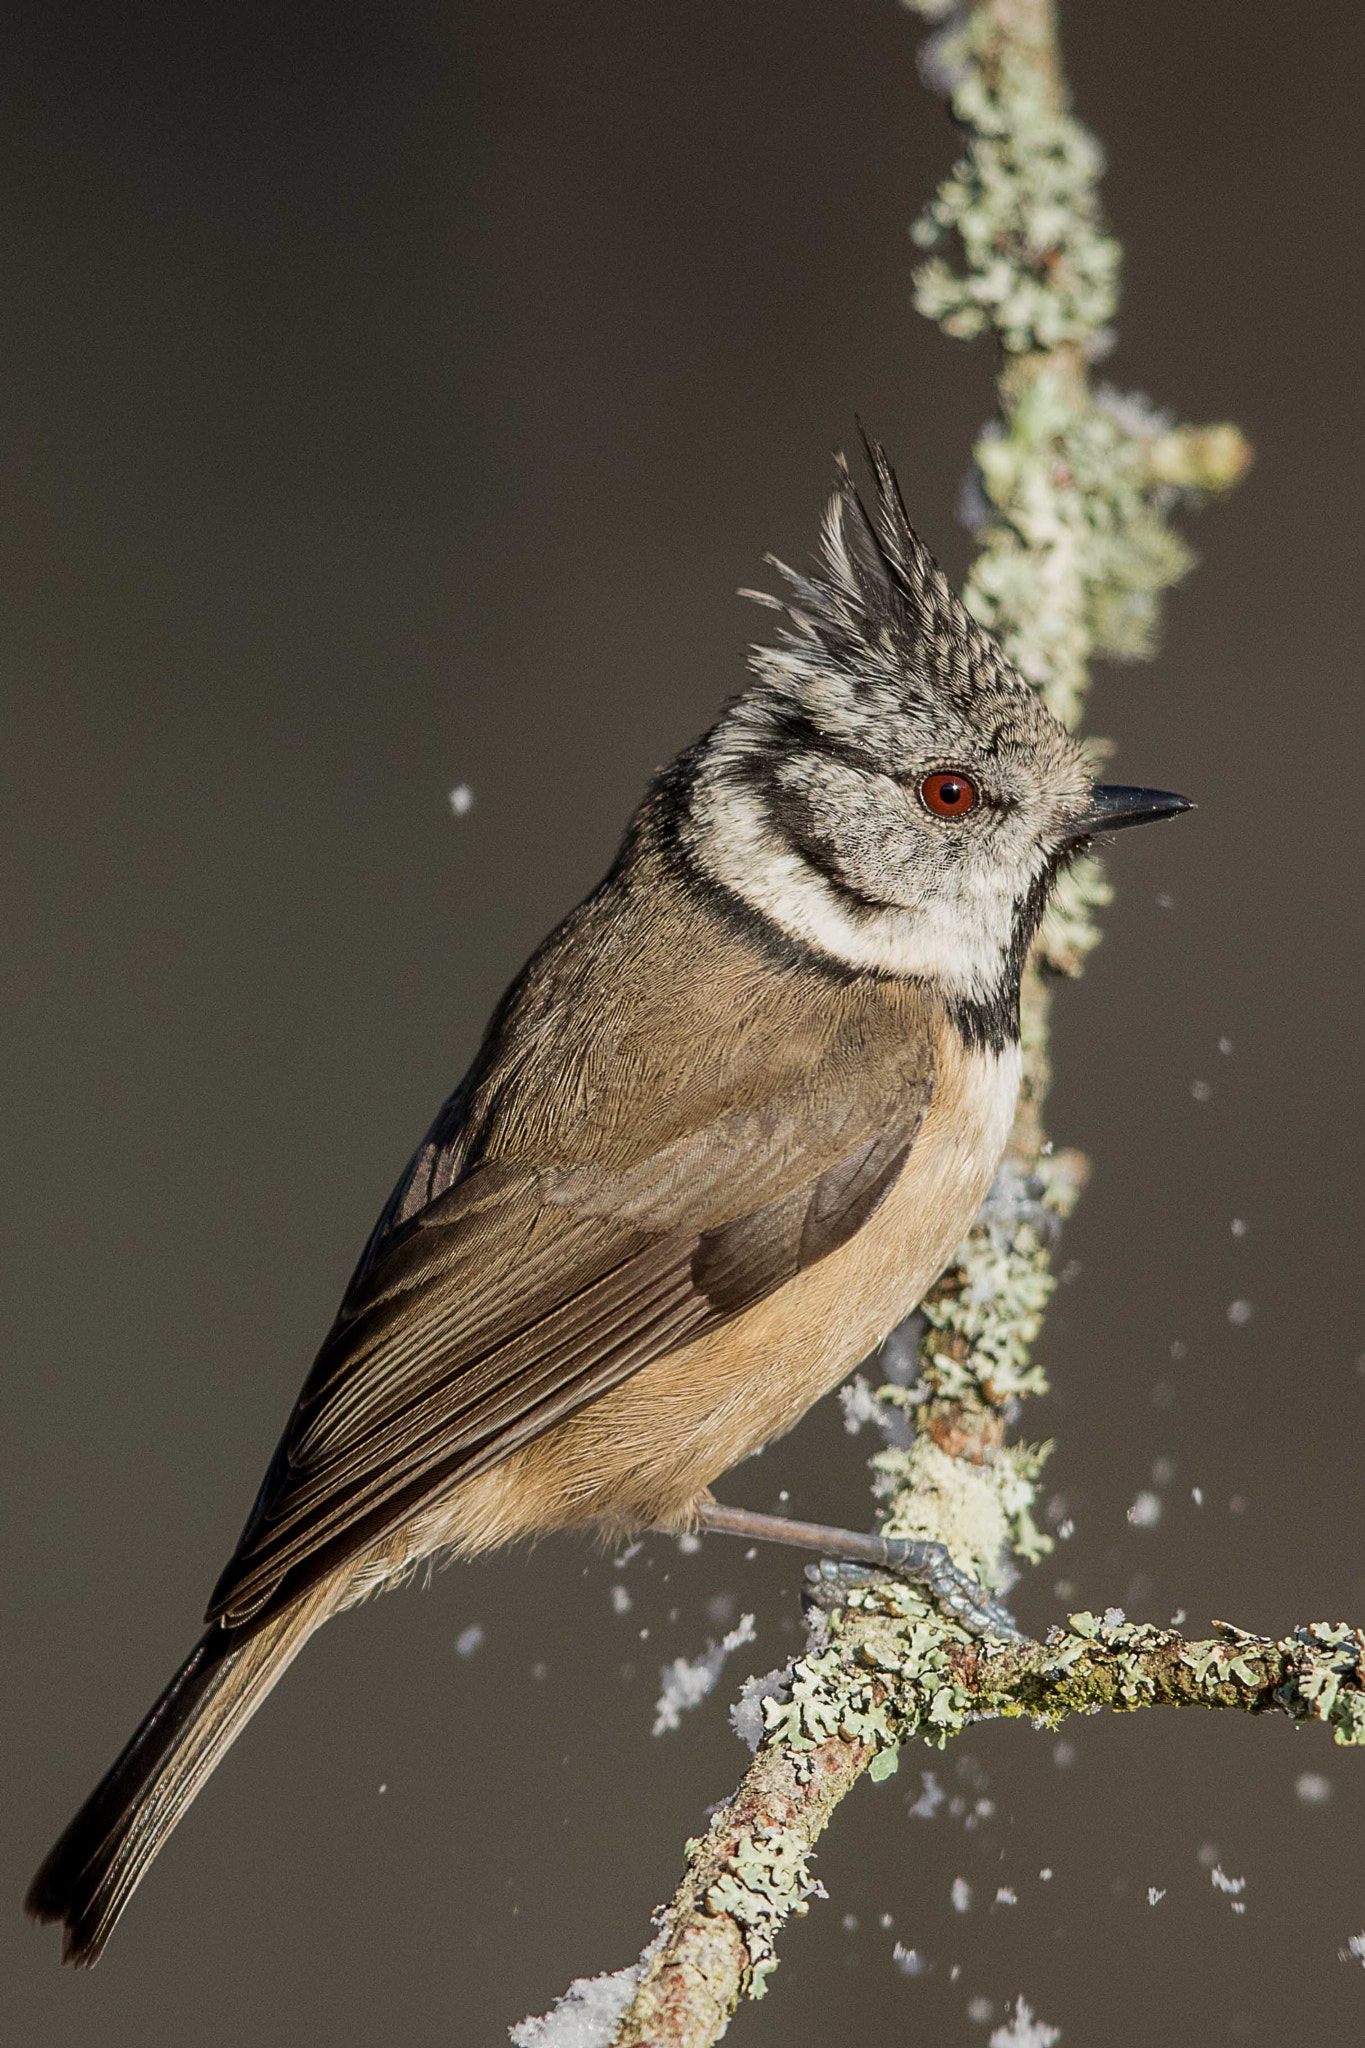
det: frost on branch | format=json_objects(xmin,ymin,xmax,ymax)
[{"xmin": 511, "ymin": 1964, "xmax": 644, "ymax": 2048}]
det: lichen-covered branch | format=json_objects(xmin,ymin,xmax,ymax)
[
  {"xmin": 780, "ymin": 1595, "xmax": 1365, "ymax": 1761},
  {"xmin": 514, "ymin": 4, "xmax": 1258, "ymax": 2044},
  {"xmin": 604, "ymin": 1597, "xmax": 1365, "ymax": 2047}
]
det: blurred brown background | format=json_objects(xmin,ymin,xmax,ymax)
[{"xmin": 5, "ymin": 2, "xmax": 1365, "ymax": 2041}]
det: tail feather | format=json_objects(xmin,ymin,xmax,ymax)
[{"xmin": 26, "ymin": 1603, "xmax": 320, "ymax": 1965}]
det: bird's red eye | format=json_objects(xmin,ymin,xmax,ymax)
[{"xmin": 919, "ymin": 771, "xmax": 979, "ymax": 818}]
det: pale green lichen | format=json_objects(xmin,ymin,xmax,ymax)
[
  {"xmin": 863, "ymin": 1155, "xmax": 1087, "ymax": 1584},
  {"xmin": 903, "ymin": 7, "xmax": 1248, "ymax": 729},
  {"xmin": 764, "ymin": 1599, "xmax": 978, "ymax": 1777},
  {"xmin": 914, "ymin": 1158, "xmax": 1080, "ymax": 1407},
  {"xmin": 1058, "ymin": 1609, "xmax": 1175, "ymax": 1707},
  {"xmin": 931, "ymin": 1224, "xmax": 1054, "ymax": 1396},
  {"xmin": 761, "ymin": 1646, "xmax": 901, "ymax": 1758},
  {"xmin": 1271, "ymin": 1623, "xmax": 1365, "ymax": 1748},
  {"xmin": 875, "ymin": 1435, "xmax": 1018, "ymax": 1584},
  {"xmin": 993, "ymin": 1438, "xmax": 1056, "ymax": 1566},
  {"xmin": 963, "ymin": 371, "xmax": 1212, "ymax": 727},
  {"xmin": 704, "ymin": 1827, "xmax": 828, "ymax": 1997},
  {"xmin": 905, "ymin": 6, "xmax": 1120, "ymax": 355}
]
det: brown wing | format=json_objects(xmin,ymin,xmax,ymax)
[{"xmin": 208, "ymin": 1054, "xmax": 932, "ymax": 1633}]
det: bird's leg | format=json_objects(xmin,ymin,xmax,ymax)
[{"xmin": 690, "ymin": 1498, "xmax": 1024, "ymax": 1641}]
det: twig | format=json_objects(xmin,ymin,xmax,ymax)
[{"xmin": 518, "ymin": 3, "xmax": 1258, "ymax": 2042}]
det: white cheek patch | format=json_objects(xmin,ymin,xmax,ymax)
[{"xmin": 690, "ymin": 775, "xmax": 1027, "ymax": 1000}]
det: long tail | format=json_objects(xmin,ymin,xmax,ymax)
[{"xmin": 26, "ymin": 1598, "xmax": 323, "ymax": 1965}]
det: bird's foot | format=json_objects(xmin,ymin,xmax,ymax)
[
  {"xmin": 802, "ymin": 1547, "xmax": 1023, "ymax": 1640},
  {"xmin": 689, "ymin": 1497, "xmax": 1022, "ymax": 1640}
]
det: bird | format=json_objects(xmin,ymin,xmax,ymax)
[{"xmin": 27, "ymin": 437, "xmax": 1191, "ymax": 1965}]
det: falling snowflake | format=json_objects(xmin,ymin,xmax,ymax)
[
  {"xmin": 989, "ymin": 1996, "xmax": 1061, "ymax": 2047},
  {"xmin": 652, "ymin": 1614, "xmax": 756, "ymax": 1736},
  {"xmin": 909, "ymin": 1770, "xmax": 946, "ymax": 1819}
]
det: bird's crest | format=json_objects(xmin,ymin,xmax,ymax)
[{"xmin": 744, "ymin": 431, "xmax": 1018, "ymax": 716}]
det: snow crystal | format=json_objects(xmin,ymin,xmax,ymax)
[
  {"xmin": 1147, "ymin": 1887, "xmax": 1166, "ymax": 1906},
  {"xmin": 448, "ymin": 783, "xmax": 474, "ymax": 817},
  {"xmin": 455, "ymin": 1623, "xmax": 485, "ymax": 1658},
  {"xmin": 1095, "ymin": 385, "xmax": 1175, "ymax": 439},
  {"xmin": 1339, "ymin": 1933, "xmax": 1365, "ymax": 1967},
  {"xmin": 652, "ymin": 1613, "xmax": 756, "ymax": 1736},
  {"xmin": 610, "ymin": 1585, "xmax": 632, "ymax": 1616},
  {"xmin": 989, "ymin": 1997, "xmax": 1061, "ymax": 2047},
  {"xmin": 1127, "ymin": 1491, "xmax": 1162, "ymax": 1529},
  {"xmin": 893, "ymin": 1942, "xmax": 928, "ymax": 1975},
  {"xmin": 968, "ymin": 1996, "xmax": 995, "ymax": 2023},
  {"xmin": 729, "ymin": 1663, "xmax": 791, "ymax": 1751},
  {"xmin": 839, "ymin": 1372, "xmax": 913, "ymax": 1447},
  {"xmin": 994, "ymin": 1887, "xmax": 1018, "ymax": 1906},
  {"xmin": 840, "ymin": 1374, "xmax": 885, "ymax": 1433},
  {"xmin": 1296, "ymin": 1772, "xmax": 1332, "ymax": 1805},
  {"xmin": 952, "ymin": 1877, "xmax": 973, "ymax": 1913},
  {"xmin": 1210, "ymin": 1866, "xmax": 1247, "ymax": 1896},
  {"xmin": 1227, "ymin": 1299, "xmax": 1254, "ymax": 1326},
  {"xmin": 510, "ymin": 1964, "xmax": 641, "ymax": 2048},
  {"xmin": 909, "ymin": 1770, "xmax": 946, "ymax": 1819}
]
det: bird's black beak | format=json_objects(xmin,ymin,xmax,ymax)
[{"xmin": 1063, "ymin": 784, "xmax": 1194, "ymax": 845}]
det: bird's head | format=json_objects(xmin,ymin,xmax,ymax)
[{"xmin": 683, "ymin": 438, "xmax": 1191, "ymax": 1040}]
